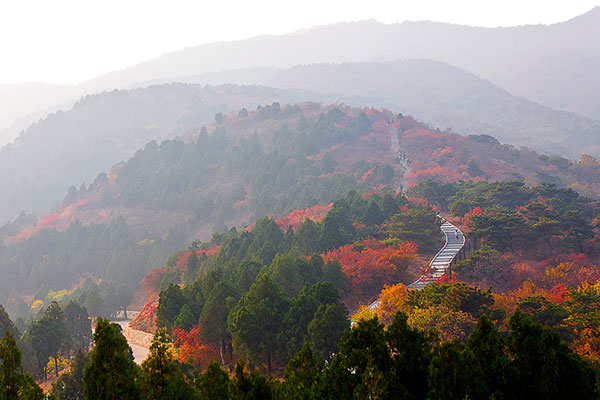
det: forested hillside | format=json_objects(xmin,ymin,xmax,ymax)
[
  {"xmin": 76, "ymin": 8, "xmax": 600, "ymax": 120},
  {"xmin": 2, "ymin": 109, "xmax": 600, "ymax": 398},
  {"xmin": 0, "ymin": 84, "xmax": 318, "ymax": 223},
  {"xmin": 108, "ymin": 181, "xmax": 600, "ymax": 398},
  {"xmin": 265, "ymin": 61, "xmax": 600, "ymax": 158},
  {"xmin": 3, "ymin": 4, "xmax": 600, "ymax": 399},
  {"xmin": 0, "ymin": 103, "xmax": 399, "ymax": 320},
  {"xmin": 3, "ymin": 102, "xmax": 599, "ymax": 324}
]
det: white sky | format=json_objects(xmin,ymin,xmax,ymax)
[{"xmin": 0, "ymin": 0, "xmax": 598, "ymax": 85}]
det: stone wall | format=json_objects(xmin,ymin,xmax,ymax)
[{"xmin": 123, "ymin": 324, "xmax": 153, "ymax": 348}]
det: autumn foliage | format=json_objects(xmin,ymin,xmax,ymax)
[
  {"xmin": 324, "ymin": 239, "xmax": 418, "ymax": 299},
  {"xmin": 129, "ymin": 302, "xmax": 158, "ymax": 333},
  {"xmin": 274, "ymin": 203, "xmax": 333, "ymax": 231},
  {"xmin": 173, "ymin": 325, "xmax": 219, "ymax": 369}
]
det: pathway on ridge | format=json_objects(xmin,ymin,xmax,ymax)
[
  {"xmin": 406, "ymin": 219, "xmax": 465, "ymax": 290},
  {"xmin": 368, "ymin": 218, "xmax": 465, "ymax": 311}
]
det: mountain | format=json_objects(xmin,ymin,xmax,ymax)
[
  {"xmin": 263, "ymin": 60, "xmax": 600, "ymax": 158},
  {"xmin": 0, "ymin": 82, "xmax": 75, "ymax": 146},
  {"xmin": 2, "ymin": 64, "xmax": 598, "ymax": 227},
  {"xmin": 79, "ymin": 7, "xmax": 600, "ymax": 120},
  {"xmin": 2, "ymin": 9, "xmax": 599, "ymax": 157},
  {"xmin": 163, "ymin": 60, "xmax": 600, "ymax": 157},
  {"xmin": 4, "ymin": 102, "xmax": 599, "ymax": 305},
  {"xmin": 0, "ymin": 84, "xmax": 326, "ymax": 223},
  {"xmin": 0, "ymin": 103, "xmax": 396, "ymax": 304}
]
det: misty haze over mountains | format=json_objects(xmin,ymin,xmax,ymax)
[
  {"xmin": 1, "ymin": 6, "xmax": 599, "ymax": 147},
  {"xmin": 0, "ymin": 7, "xmax": 599, "ymax": 226}
]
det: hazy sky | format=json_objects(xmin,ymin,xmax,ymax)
[{"xmin": 1, "ymin": 0, "xmax": 598, "ymax": 85}]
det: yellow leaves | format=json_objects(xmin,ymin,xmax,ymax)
[
  {"xmin": 30, "ymin": 300, "xmax": 44, "ymax": 313},
  {"xmin": 571, "ymin": 328, "xmax": 600, "ymax": 368},
  {"xmin": 351, "ymin": 305, "xmax": 376, "ymax": 323},
  {"xmin": 407, "ymin": 305, "xmax": 476, "ymax": 342},
  {"xmin": 574, "ymin": 281, "xmax": 600, "ymax": 296},
  {"xmin": 375, "ymin": 283, "xmax": 409, "ymax": 325},
  {"xmin": 544, "ymin": 262, "xmax": 574, "ymax": 287},
  {"xmin": 47, "ymin": 289, "xmax": 74, "ymax": 302},
  {"xmin": 351, "ymin": 283, "xmax": 409, "ymax": 325}
]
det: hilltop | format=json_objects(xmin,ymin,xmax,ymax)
[
  {"xmin": 0, "ymin": 84, "xmax": 325, "ymax": 223},
  {"xmin": 1, "ymin": 8, "xmax": 599, "ymax": 156},
  {"xmin": 2, "ymin": 102, "xmax": 599, "ymax": 318}
]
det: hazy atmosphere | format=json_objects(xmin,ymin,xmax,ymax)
[
  {"xmin": 1, "ymin": 0, "xmax": 598, "ymax": 84},
  {"xmin": 1, "ymin": 1, "xmax": 600, "ymax": 399}
]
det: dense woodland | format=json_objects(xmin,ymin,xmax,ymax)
[
  {"xmin": 2, "ymin": 4, "xmax": 600, "ymax": 398},
  {"xmin": 0, "ymin": 104, "xmax": 392, "ymax": 320},
  {"xmin": 3, "ymin": 103, "xmax": 600, "ymax": 323},
  {"xmin": 2, "ymin": 102, "xmax": 600, "ymax": 398},
  {"xmin": 1, "ymin": 182, "xmax": 600, "ymax": 398}
]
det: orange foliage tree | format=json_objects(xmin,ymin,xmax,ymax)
[
  {"xmin": 374, "ymin": 283, "xmax": 409, "ymax": 325},
  {"xmin": 173, "ymin": 325, "xmax": 219, "ymax": 369}
]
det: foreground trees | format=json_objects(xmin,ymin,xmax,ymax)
[
  {"xmin": 139, "ymin": 330, "xmax": 194, "ymax": 399},
  {"xmin": 41, "ymin": 307, "xmax": 600, "ymax": 400},
  {"xmin": 0, "ymin": 332, "xmax": 43, "ymax": 400},
  {"xmin": 83, "ymin": 318, "xmax": 140, "ymax": 400}
]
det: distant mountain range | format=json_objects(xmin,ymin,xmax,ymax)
[
  {"xmin": 80, "ymin": 6, "xmax": 600, "ymax": 123},
  {"xmin": 1, "ymin": 7, "xmax": 599, "ymax": 147},
  {"xmin": 1, "ymin": 8, "xmax": 599, "ymax": 225}
]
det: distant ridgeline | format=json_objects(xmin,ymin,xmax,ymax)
[{"xmin": 1, "ymin": 102, "xmax": 599, "ymax": 324}]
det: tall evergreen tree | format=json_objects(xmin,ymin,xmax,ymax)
[
  {"xmin": 184, "ymin": 251, "xmax": 199, "ymax": 284},
  {"xmin": 229, "ymin": 361, "xmax": 274, "ymax": 400},
  {"xmin": 307, "ymin": 303, "xmax": 349, "ymax": 362},
  {"xmin": 507, "ymin": 310, "xmax": 597, "ymax": 400},
  {"xmin": 229, "ymin": 276, "xmax": 291, "ymax": 373},
  {"xmin": 29, "ymin": 301, "xmax": 68, "ymax": 379},
  {"xmin": 426, "ymin": 340, "xmax": 486, "ymax": 400},
  {"xmin": 281, "ymin": 342, "xmax": 324, "ymax": 400},
  {"xmin": 199, "ymin": 282, "xmax": 235, "ymax": 364},
  {"xmin": 0, "ymin": 332, "xmax": 44, "ymax": 400},
  {"xmin": 83, "ymin": 318, "xmax": 140, "ymax": 400},
  {"xmin": 466, "ymin": 314, "xmax": 515, "ymax": 399},
  {"xmin": 195, "ymin": 362, "xmax": 230, "ymax": 400},
  {"xmin": 0, "ymin": 304, "xmax": 17, "ymax": 339},
  {"xmin": 139, "ymin": 330, "xmax": 193, "ymax": 400},
  {"xmin": 386, "ymin": 311, "xmax": 435, "ymax": 400},
  {"xmin": 323, "ymin": 317, "xmax": 389, "ymax": 400},
  {"xmin": 63, "ymin": 301, "xmax": 92, "ymax": 353}
]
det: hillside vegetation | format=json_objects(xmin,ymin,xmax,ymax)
[
  {"xmin": 0, "ymin": 84, "xmax": 316, "ymax": 223},
  {"xmin": 3, "ymin": 102, "xmax": 600, "ymax": 322}
]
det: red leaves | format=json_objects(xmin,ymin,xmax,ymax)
[
  {"xmin": 275, "ymin": 203, "xmax": 333, "ymax": 231},
  {"xmin": 141, "ymin": 266, "xmax": 181, "ymax": 302},
  {"xmin": 462, "ymin": 207, "xmax": 483, "ymax": 226},
  {"xmin": 323, "ymin": 239, "xmax": 418, "ymax": 299},
  {"xmin": 358, "ymin": 167, "xmax": 376, "ymax": 184},
  {"xmin": 407, "ymin": 166, "xmax": 463, "ymax": 187},
  {"xmin": 129, "ymin": 302, "xmax": 158, "ymax": 333}
]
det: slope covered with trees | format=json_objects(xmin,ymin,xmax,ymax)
[
  {"xmin": 132, "ymin": 190, "xmax": 437, "ymax": 372},
  {"xmin": 3, "ymin": 102, "xmax": 599, "ymax": 325},
  {"xmin": 0, "ymin": 84, "xmax": 317, "ymax": 223},
  {"xmin": 365, "ymin": 180, "xmax": 600, "ymax": 365},
  {"xmin": 266, "ymin": 60, "xmax": 600, "ymax": 158},
  {"xmin": 0, "ymin": 103, "xmax": 401, "ymax": 321}
]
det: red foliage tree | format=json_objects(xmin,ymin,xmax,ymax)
[{"xmin": 323, "ymin": 239, "xmax": 418, "ymax": 300}]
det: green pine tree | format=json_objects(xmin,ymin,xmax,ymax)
[{"xmin": 83, "ymin": 318, "xmax": 141, "ymax": 400}]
